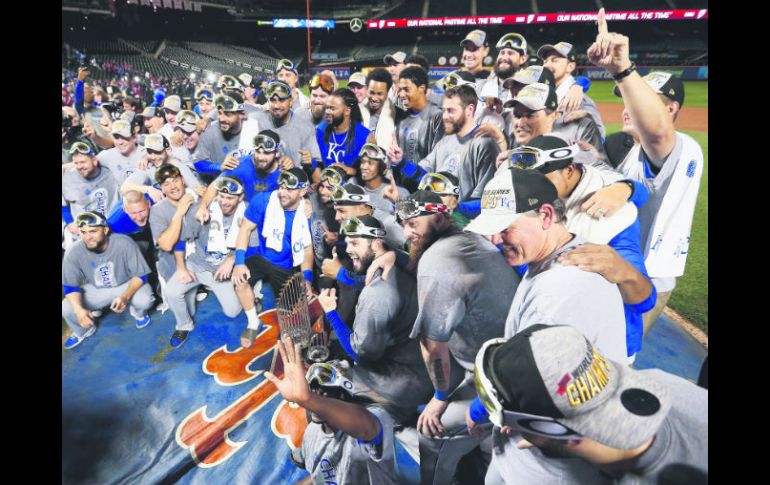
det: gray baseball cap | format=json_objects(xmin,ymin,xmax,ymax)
[
  {"xmin": 537, "ymin": 41, "xmax": 576, "ymax": 62},
  {"xmin": 383, "ymin": 51, "xmax": 407, "ymax": 65},
  {"xmin": 110, "ymin": 119, "xmax": 132, "ymax": 138},
  {"xmin": 162, "ymin": 95, "xmax": 182, "ymax": 112},
  {"xmin": 144, "ymin": 133, "xmax": 169, "ymax": 152},
  {"xmin": 481, "ymin": 324, "xmax": 672, "ymax": 449},
  {"xmin": 347, "ymin": 72, "xmax": 368, "ymax": 87},
  {"xmin": 461, "ymin": 29, "xmax": 488, "ymax": 48},
  {"xmin": 505, "ymin": 82, "xmax": 558, "ymax": 111},
  {"xmin": 502, "ymin": 65, "xmax": 556, "ymax": 90}
]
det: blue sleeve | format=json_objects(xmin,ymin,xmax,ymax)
[
  {"xmin": 395, "ymin": 250, "xmax": 410, "ymax": 270},
  {"xmin": 62, "ymin": 285, "xmax": 81, "ymax": 295},
  {"xmin": 174, "ymin": 241, "xmax": 186, "ymax": 252},
  {"xmin": 401, "ymin": 160, "xmax": 426, "ymax": 182},
  {"xmin": 356, "ymin": 414, "xmax": 383, "ymax": 446},
  {"xmin": 575, "ymin": 76, "xmax": 591, "ymax": 93},
  {"xmin": 74, "ymin": 80, "xmax": 85, "ymax": 116},
  {"xmin": 336, "ymin": 267, "xmax": 365, "ymax": 290},
  {"xmin": 514, "ymin": 263, "xmax": 528, "ymax": 277},
  {"xmin": 244, "ymin": 193, "xmax": 265, "ymax": 225},
  {"xmin": 469, "ymin": 397, "xmax": 491, "ymax": 423},
  {"xmin": 608, "ymin": 220, "xmax": 656, "ymax": 314},
  {"xmin": 624, "ymin": 180, "xmax": 650, "ymax": 209},
  {"xmin": 139, "ymin": 274, "xmax": 148, "ymax": 284},
  {"xmin": 391, "ymin": 159, "xmax": 422, "ymax": 193},
  {"xmin": 194, "ymin": 160, "xmax": 222, "ymax": 174},
  {"xmin": 326, "ymin": 310, "xmax": 360, "ymax": 362},
  {"xmin": 456, "ymin": 199, "xmax": 481, "ymax": 219},
  {"xmin": 62, "ymin": 205, "xmax": 74, "ymax": 225}
]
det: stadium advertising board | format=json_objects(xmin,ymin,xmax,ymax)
[
  {"xmin": 582, "ymin": 66, "xmax": 708, "ymax": 81},
  {"xmin": 310, "ymin": 66, "xmax": 351, "ymax": 79},
  {"xmin": 273, "ymin": 19, "xmax": 335, "ymax": 29}
]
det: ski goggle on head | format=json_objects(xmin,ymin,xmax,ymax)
[
  {"xmin": 309, "ymin": 74, "xmax": 334, "ymax": 94},
  {"xmin": 474, "ymin": 338, "xmax": 584, "ymax": 439},
  {"xmin": 277, "ymin": 58, "xmax": 297, "ymax": 73},
  {"xmin": 215, "ymin": 176, "xmax": 244, "ymax": 195},
  {"xmin": 496, "ymin": 33, "xmax": 527, "ymax": 52},
  {"xmin": 306, "ymin": 361, "xmax": 355, "ymax": 393},
  {"xmin": 195, "ymin": 88, "xmax": 214, "ymax": 101},
  {"xmin": 508, "ymin": 144, "xmax": 579, "ymax": 171},
  {"xmin": 330, "ymin": 185, "xmax": 369, "ymax": 205},
  {"xmin": 396, "ymin": 198, "xmax": 449, "ymax": 222},
  {"xmin": 358, "ymin": 143, "xmax": 388, "ymax": 163},
  {"xmin": 320, "ymin": 167, "xmax": 345, "ymax": 186},
  {"xmin": 266, "ymin": 81, "xmax": 292, "ymax": 100},
  {"xmin": 176, "ymin": 110, "xmax": 199, "ymax": 125},
  {"xmin": 69, "ymin": 141, "xmax": 95, "ymax": 157},
  {"xmin": 76, "ymin": 211, "xmax": 108, "ymax": 227},
  {"xmin": 253, "ymin": 134, "xmax": 279, "ymax": 153},
  {"xmin": 441, "ymin": 72, "xmax": 476, "ymax": 90},
  {"xmin": 341, "ymin": 216, "xmax": 386, "ymax": 239},
  {"xmin": 418, "ymin": 173, "xmax": 460, "ymax": 196},
  {"xmin": 218, "ymin": 75, "xmax": 244, "ymax": 92},
  {"xmin": 214, "ymin": 94, "xmax": 244, "ymax": 113},
  {"xmin": 278, "ymin": 171, "xmax": 309, "ymax": 190}
]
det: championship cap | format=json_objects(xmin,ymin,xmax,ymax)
[
  {"xmin": 502, "ymin": 65, "xmax": 556, "ymax": 90},
  {"xmin": 613, "ymin": 71, "xmax": 685, "ymax": 107},
  {"xmin": 506, "ymin": 82, "xmax": 558, "ymax": 111},
  {"xmin": 537, "ymin": 42, "xmax": 577, "ymax": 62},
  {"xmin": 110, "ymin": 119, "xmax": 132, "ymax": 138},
  {"xmin": 162, "ymin": 95, "xmax": 182, "ymax": 112},
  {"xmin": 144, "ymin": 133, "xmax": 170, "ymax": 153},
  {"xmin": 461, "ymin": 29, "xmax": 488, "ymax": 48},
  {"xmin": 383, "ymin": 51, "xmax": 407, "ymax": 65},
  {"xmin": 175, "ymin": 110, "xmax": 200, "ymax": 134},
  {"xmin": 347, "ymin": 72, "xmax": 368, "ymax": 88}
]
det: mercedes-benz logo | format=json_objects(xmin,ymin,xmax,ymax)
[{"xmin": 350, "ymin": 17, "xmax": 363, "ymax": 32}]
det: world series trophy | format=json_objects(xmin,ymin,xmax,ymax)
[{"xmin": 276, "ymin": 273, "xmax": 329, "ymax": 363}]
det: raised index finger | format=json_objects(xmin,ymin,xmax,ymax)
[{"xmin": 597, "ymin": 8, "xmax": 608, "ymax": 35}]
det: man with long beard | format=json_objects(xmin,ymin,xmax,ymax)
[
  {"xmin": 395, "ymin": 190, "xmax": 520, "ymax": 485},
  {"xmin": 317, "ymin": 215, "xmax": 433, "ymax": 423}
]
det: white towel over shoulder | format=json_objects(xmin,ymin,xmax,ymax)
[
  {"xmin": 261, "ymin": 191, "xmax": 311, "ymax": 267},
  {"xmin": 207, "ymin": 199, "xmax": 246, "ymax": 254}
]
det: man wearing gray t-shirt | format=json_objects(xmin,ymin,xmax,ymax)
[
  {"xmin": 474, "ymin": 324, "xmax": 707, "ymax": 485},
  {"xmin": 96, "ymin": 119, "xmax": 146, "ymax": 186},
  {"xmin": 318, "ymin": 215, "xmax": 433, "ymax": 423},
  {"xmin": 61, "ymin": 212, "xmax": 155, "ymax": 350},
  {"xmin": 396, "ymin": 190, "xmax": 519, "ymax": 485}
]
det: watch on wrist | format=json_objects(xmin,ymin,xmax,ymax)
[{"xmin": 612, "ymin": 62, "xmax": 637, "ymax": 81}]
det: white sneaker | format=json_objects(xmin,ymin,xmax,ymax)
[
  {"xmin": 195, "ymin": 291, "xmax": 209, "ymax": 302},
  {"xmin": 91, "ymin": 309, "xmax": 103, "ymax": 318},
  {"xmin": 156, "ymin": 302, "xmax": 169, "ymax": 313}
]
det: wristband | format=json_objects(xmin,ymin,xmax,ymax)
[
  {"xmin": 235, "ymin": 249, "xmax": 246, "ymax": 265},
  {"xmin": 612, "ymin": 62, "xmax": 637, "ymax": 81},
  {"xmin": 302, "ymin": 270, "xmax": 313, "ymax": 283},
  {"xmin": 434, "ymin": 389, "xmax": 448, "ymax": 401}
]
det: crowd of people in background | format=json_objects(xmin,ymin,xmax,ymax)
[{"xmin": 62, "ymin": 9, "xmax": 707, "ymax": 485}]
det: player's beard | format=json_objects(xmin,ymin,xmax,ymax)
[
  {"xmin": 407, "ymin": 222, "xmax": 443, "ymax": 272},
  {"xmin": 444, "ymin": 114, "xmax": 465, "ymax": 135},
  {"xmin": 353, "ymin": 246, "xmax": 377, "ymax": 275},
  {"xmin": 255, "ymin": 159, "xmax": 277, "ymax": 177},
  {"xmin": 311, "ymin": 103, "xmax": 325, "ymax": 121},
  {"xmin": 494, "ymin": 59, "xmax": 516, "ymax": 80},
  {"xmin": 330, "ymin": 113, "xmax": 346, "ymax": 129}
]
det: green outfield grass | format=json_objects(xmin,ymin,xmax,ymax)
[
  {"xmin": 605, "ymin": 123, "xmax": 708, "ymax": 333},
  {"xmin": 587, "ymin": 80, "xmax": 708, "ymax": 108}
]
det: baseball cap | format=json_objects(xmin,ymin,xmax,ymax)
[
  {"xmin": 141, "ymin": 106, "xmax": 164, "ymax": 119},
  {"xmin": 481, "ymin": 324, "xmax": 672, "ymax": 449},
  {"xmin": 613, "ymin": 71, "xmax": 685, "ymax": 107},
  {"xmin": 144, "ymin": 133, "xmax": 169, "ymax": 152},
  {"xmin": 120, "ymin": 110, "xmax": 136, "ymax": 124},
  {"xmin": 238, "ymin": 73, "xmax": 255, "ymax": 89},
  {"xmin": 395, "ymin": 190, "xmax": 449, "ymax": 222},
  {"xmin": 110, "ymin": 119, "xmax": 132, "ymax": 138},
  {"xmin": 461, "ymin": 29, "xmax": 488, "ymax": 48},
  {"xmin": 516, "ymin": 135, "xmax": 578, "ymax": 174},
  {"xmin": 155, "ymin": 163, "xmax": 182, "ymax": 185},
  {"xmin": 603, "ymin": 131, "xmax": 636, "ymax": 169},
  {"xmin": 465, "ymin": 167, "xmax": 558, "ymax": 235},
  {"xmin": 496, "ymin": 33, "xmax": 527, "ymax": 54},
  {"xmin": 506, "ymin": 82, "xmax": 558, "ymax": 111},
  {"xmin": 502, "ymin": 65, "xmax": 556, "ymax": 90},
  {"xmin": 331, "ymin": 183, "xmax": 371, "ymax": 206},
  {"xmin": 383, "ymin": 51, "xmax": 407, "ymax": 65},
  {"xmin": 347, "ymin": 72, "xmax": 368, "ymax": 88},
  {"xmin": 175, "ymin": 109, "xmax": 200, "ymax": 134},
  {"xmin": 163, "ymin": 95, "xmax": 182, "ymax": 112},
  {"xmin": 537, "ymin": 42, "xmax": 577, "ymax": 62},
  {"xmin": 75, "ymin": 211, "xmax": 108, "ymax": 228}
]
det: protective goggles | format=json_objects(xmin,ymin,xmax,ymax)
[
  {"xmin": 358, "ymin": 143, "xmax": 388, "ymax": 163},
  {"xmin": 309, "ymin": 74, "xmax": 334, "ymax": 94},
  {"xmin": 76, "ymin": 211, "xmax": 107, "ymax": 227},
  {"xmin": 195, "ymin": 88, "xmax": 214, "ymax": 101},
  {"xmin": 277, "ymin": 58, "xmax": 296, "ymax": 73},
  {"xmin": 266, "ymin": 81, "xmax": 292, "ymax": 100},
  {"xmin": 278, "ymin": 171, "xmax": 309, "ymax": 189},
  {"xmin": 396, "ymin": 199, "xmax": 449, "ymax": 222},
  {"xmin": 155, "ymin": 164, "xmax": 182, "ymax": 185},
  {"xmin": 214, "ymin": 94, "xmax": 244, "ymax": 112},
  {"xmin": 330, "ymin": 185, "xmax": 368, "ymax": 205},
  {"xmin": 418, "ymin": 173, "xmax": 460, "ymax": 196},
  {"xmin": 441, "ymin": 72, "xmax": 476, "ymax": 91},
  {"xmin": 473, "ymin": 339, "xmax": 582, "ymax": 440},
  {"xmin": 69, "ymin": 141, "xmax": 94, "ymax": 156},
  {"xmin": 253, "ymin": 134, "xmax": 279, "ymax": 153},
  {"xmin": 215, "ymin": 176, "xmax": 245, "ymax": 195},
  {"xmin": 320, "ymin": 167, "xmax": 345, "ymax": 186},
  {"xmin": 340, "ymin": 216, "xmax": 386, "ymax": 239},
  {"xmin": 218, "ymin": 75, "xmax": 244, "ymax": 92},
  {"xmin": 306, "ymin": 362, "xmax": 355, "ymax": 392},
  {"xmin": 508, "ymin": 144, "xmax": 579, "ymax": 170},
  {"xmin": 496, "ymin": 33, "xmax": 526, "ymax": 51}
]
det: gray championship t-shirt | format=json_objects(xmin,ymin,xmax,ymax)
[
  {"xmin": 192, "ymin": 122, "xmax": 250, "ymax": 167},
  {"xmin": 350, "ymin": 267, "xmax": 434, "ymax": 417},
  {"xmin": 308, "ymin": 191, "xmax": 338, "ymax": 268},
  {"xmin": 97, "ymin": 146, "xmax": 147, "ymax": 186},
  {"xmin": 250, "ymin": 110, "xmax": 322, "ymax": 168},
  {"xmin": 395, "ymin": 104, "xmax": 445, "ymax": 165},
  {"xmin": 410, "ymin": 226, "xmax": 520, "ymax": 371},
  {"xmin": 295, "ymin": 404, "xmax": 397, "ymax": 485},
  {"xmin": 149, "ymin": 198, "xmax": 196, "ymax": 281},
  {"xmin": 62, "ymin": 234, "xmax": 151, "ymax": 289},
  {"xmin": 360, "ymin": 180, "xmax": 408, "ymax": 216},
  {"xmin": 62, "ymin": 165, "xmax": 121, "ymax": 218},
  {"xmin": 504, "ymin": 235, "xmax": 627, "ymax": 362},
  {"xmin": 125, "ymin": 159, "xmax": 202, "ymax": 191},
  {"xmin": 418, "ymin": 130, "xmax": 500, "ymax": 201}
]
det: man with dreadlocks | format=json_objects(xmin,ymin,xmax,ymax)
[{"xmin": 316, "ymin": 88, "xmax": 371, "ymax": 180}]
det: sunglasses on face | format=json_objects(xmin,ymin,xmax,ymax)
[
  {"xmin": 215, "ymin": 176, "xmax": 244, "ymax": 195},
  {"xmin": 340, "ymin": 216, "xmax": 386, "ymax": 239},
  {"xmin": 418, "ymin": 173, "xmax": 460, "ymax": 196},
  {"xmin": 278, "ymin": 171, "xmax": 309, "ymax": 190}
]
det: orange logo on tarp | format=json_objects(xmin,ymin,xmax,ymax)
[{"xmin": 175, "ymin": 305, "xmax": 321, "ymax": 468}]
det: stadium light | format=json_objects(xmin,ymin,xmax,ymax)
[
  {"xmin": 189, "ymin": 72, "xmax": 196, "ymax": 80},
  {"xmin": 206, "ymin": 72, "xmax": 216, "ymax": 83},
  {"xmin": 134, "ymin": 76, "xmax": 141, "ymax": 83}
]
